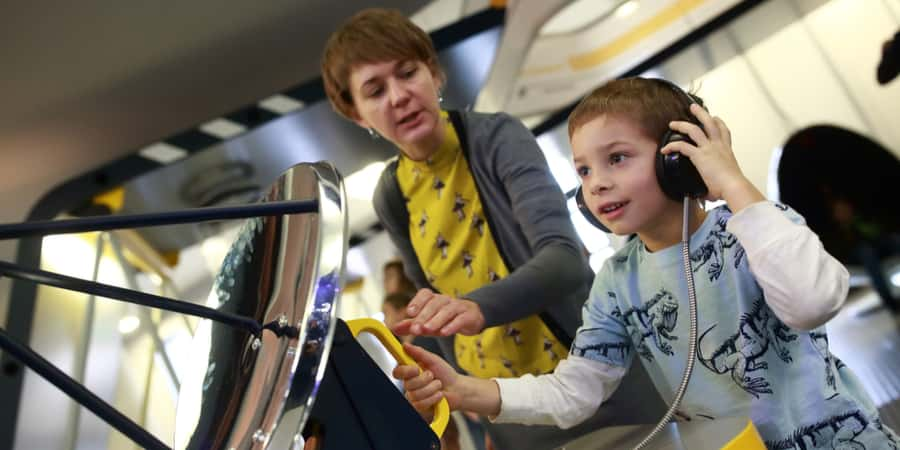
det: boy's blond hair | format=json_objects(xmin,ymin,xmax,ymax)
[
  {"xmin": 321, "ymin": 8, "xmax": 445, "ymax": 120},
  {"xmin": 568, "ymin": 77, "xmax": 697, "ymax": 143}
]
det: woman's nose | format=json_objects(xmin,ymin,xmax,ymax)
[{"xmin": 387, "ymin": 79, "xmax": 410, "ymax": 106}]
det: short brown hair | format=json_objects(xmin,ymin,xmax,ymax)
[
  {"xmin": 321, "ymin": 8, "xmax": 445, "ymax": 120},
  {"xmin": 568, "ymin": 77, "xmax": 698, "ymax": 143}
]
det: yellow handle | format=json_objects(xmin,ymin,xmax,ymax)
[
  {"xmin": 346, "ymin": 318, "xmax": 450, "ymax": 438},
  {"xmin": 720, "ymin": 420, "xmax": 766, "ymax": 449}
]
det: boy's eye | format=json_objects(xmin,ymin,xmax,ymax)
[
  {"xmin": 576, "ymin": 166, "xmax": 590, "ymax": 177},
  {"xmin": 609, "ymin": 153, "xmax": 627, "ymax": 165}
]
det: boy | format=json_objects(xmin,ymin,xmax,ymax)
[{"xmin": 395, "ymin": 77, "xmax": 899, "ymax": 448}]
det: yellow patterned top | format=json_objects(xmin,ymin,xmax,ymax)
[{"xmin": 395, "ymin": 112, "xmax": 567, "ymax": 378}]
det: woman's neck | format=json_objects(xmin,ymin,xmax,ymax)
[{"xmin": 398, "ymin": 115, "xmax": 448, "ymax": 162}]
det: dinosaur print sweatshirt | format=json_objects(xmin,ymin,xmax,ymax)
[{"xmin": 494, "ymin": 202, "xmax": 899, "ymax": 449}]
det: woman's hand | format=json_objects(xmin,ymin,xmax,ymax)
[
  {"xmin": 662, "ymin": 103, "xmax": 764, "ymax": 212},
  {"xmin": 393, "ymin": 343, "xmax": 462, "ymax": 414},
  {"xmin": 393, "ymin": 288, "xmax": 485, "ymax": 336}
]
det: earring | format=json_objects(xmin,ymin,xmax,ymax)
[
  {"xmin": 367, "ymin": 128, "xmax": 380, "ymax": 140},
  {"xmin": 438, "ymin": 92, "xmax": 444, "ymax": 104}
]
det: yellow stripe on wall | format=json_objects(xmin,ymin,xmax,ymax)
[
  {"xmin": 522, "ymin": 0, "xmax": 710, "ymax": 76},
  {"xmin": 568, "ymin": 0, "xmax": 708, "ymax": 71}
]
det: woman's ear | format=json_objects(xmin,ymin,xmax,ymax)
[
  {"xmin": 352, "ymin": 116, "xmax": 370, "ymax": 130},
  {"xmin": 348, "ymin": 108, "xmax": 370, "ymax": 130},
  {"xmin": 429, "ymin": 63, "xmax": 446, "ymax": 93}
]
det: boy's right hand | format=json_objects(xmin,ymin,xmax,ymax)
[{"xmin": 393, "ymin": 343, "xmax": 461, "ymax": 414}]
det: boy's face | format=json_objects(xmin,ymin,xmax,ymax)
[{"xmin": 571, "ymin": 114, "xmax": 679, "ymax": 236}]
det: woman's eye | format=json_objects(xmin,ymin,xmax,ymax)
[
  {"xmin": 400, "ymin": 67, "xmax": 417, "ymax": 78},
  {"xmin": 366, "ymin": 86, "xmax": 384, "ymax": 98}
]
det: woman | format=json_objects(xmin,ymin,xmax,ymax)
[{"xmin": 320, "ymin": 9, "xmax": 664, "ymax": 449}]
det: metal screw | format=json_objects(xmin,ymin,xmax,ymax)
[
  {"xmin": 251, "ymin": 337, "xmax": 261, "ymax": 351},
  {"xmin": 252, "ymin": 429, "xmax": 267, "ymax": 443}
]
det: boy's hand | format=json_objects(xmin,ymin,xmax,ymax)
[
  {"xmin": 393, "ymin": 288, "xmax": 485, "ymax": 337},
  {"xmin": 393, "ymin": 343, "xmax": 463, "ymax": 414},
  {"xmin": 661, "ymin": 103, "xmax": 764, "ymax": 211}
]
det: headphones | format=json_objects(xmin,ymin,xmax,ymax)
[{"xmin": 575, "ymin": 78, "xmax": 709, "ymax": 232}]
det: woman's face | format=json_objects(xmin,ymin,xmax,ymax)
[{"xmin": 348, "ymin": 59, "xmax": 444, "ymax": 161}]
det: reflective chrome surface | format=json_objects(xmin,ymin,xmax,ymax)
[{"xmin": 174, "ymin": 161, "xmax": 347, "ymax": 449}]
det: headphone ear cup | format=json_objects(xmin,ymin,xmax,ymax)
[
  {"xmin": 575, "ymin": 186, "xmax": 610, "ymax": 232},
  {"xmin": 656, "ymin": 130, "xmax": 709, "ymax": 201}
]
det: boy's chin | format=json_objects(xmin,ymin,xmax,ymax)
[{"xmin": 602, "ymin": 223, "xmax": 629, "ymax": 235}]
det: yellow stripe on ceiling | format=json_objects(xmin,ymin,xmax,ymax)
[
  {"xmin": 521, "ymin": 63, "xmax": 567, "ymax": 76},
  {"xmin": 522, "ymin": 0, "xmax": 708, "ymax": 75},
  {"xmin": 569, "ymin": 0, "xmax": 707, "ymax": 70}
]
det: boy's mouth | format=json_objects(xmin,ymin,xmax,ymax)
[{"xmin": 598, "ymin": 201, "xmax": 628, "ymax": 219}]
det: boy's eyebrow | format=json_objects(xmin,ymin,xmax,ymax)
[
  {"xmin": 600, "ymin": 140, "xmax": 632, "ymax": 151},
  {"xmin": 572, "ymin": 140, "xmax": 632, "ymax": 162}
]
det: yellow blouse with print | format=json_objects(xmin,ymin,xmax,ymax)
[{"xmin": 395, "ymin": 112, "xmax": 567, "ymax": 378}]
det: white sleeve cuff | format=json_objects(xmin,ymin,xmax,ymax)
[
  {"xmin": 493, "ymin": 375, "xmax": 542, "ymax": 424},
  {"xmin": 492, "ymin": 356, "xmax": 627, "ymax": 429}
]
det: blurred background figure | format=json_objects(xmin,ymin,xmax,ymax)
[
  {"xmin": 383, "ymin": 259, "xmax": 417, "ymax": 297},
  {"xmin": 878, "ymin": 29, "xmax": 900, "ymax": 85},
  {"xmin": 778, "ymin": 125, "xmax": 900, "ymax": 313}
]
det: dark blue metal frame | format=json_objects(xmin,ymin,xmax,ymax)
[
  {"xmin": 0, "ymin": 200, "xmax": 316, "ymax": 239},
  {"xmin": 0, "ymin": 200, "xmax": 317, "ymax": 450}
]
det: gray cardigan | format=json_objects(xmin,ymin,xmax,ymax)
[
  {"xmin": 373, "ymin": 110, "xmax": 592, "ymax": 347},
  {"xmin": 373, "ymin": 111, "xmax": 666, "ymax": 449}
]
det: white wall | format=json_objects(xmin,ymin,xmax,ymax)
[{"xmin": 650, "ymin": 0, "xmax": 900, "ymax": 194}]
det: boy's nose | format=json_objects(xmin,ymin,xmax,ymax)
[{"xmin": 588, "ymin": 176, "xmax": 612, "ymax": 195}]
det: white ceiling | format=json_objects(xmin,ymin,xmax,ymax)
[
  {"xmin": 0, "ymin": 0, "xmax": 437, "ymax": 223},
  {"xmin": 0, "ymin": 0, "xmax": 755, "ymax": 227}
]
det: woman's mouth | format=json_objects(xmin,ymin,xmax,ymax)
[{"xmin": 397, "ymin": 110, "xmax": 422, "ymax": 128}]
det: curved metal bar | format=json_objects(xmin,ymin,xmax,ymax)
[
  {"xmin": 0, "ymin": 260, "xmax": 263, "ymax": 336},
  {"xmin": 174, "ymin": 161, "xmax": 347, "ymax": 450},
  {"xmin": 0, "ymin": 200, "xmax": 317, "ymax": 240},
  {"xmin": 269, "ymin": 161, "xmax": 347, "ymax": 448}
]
